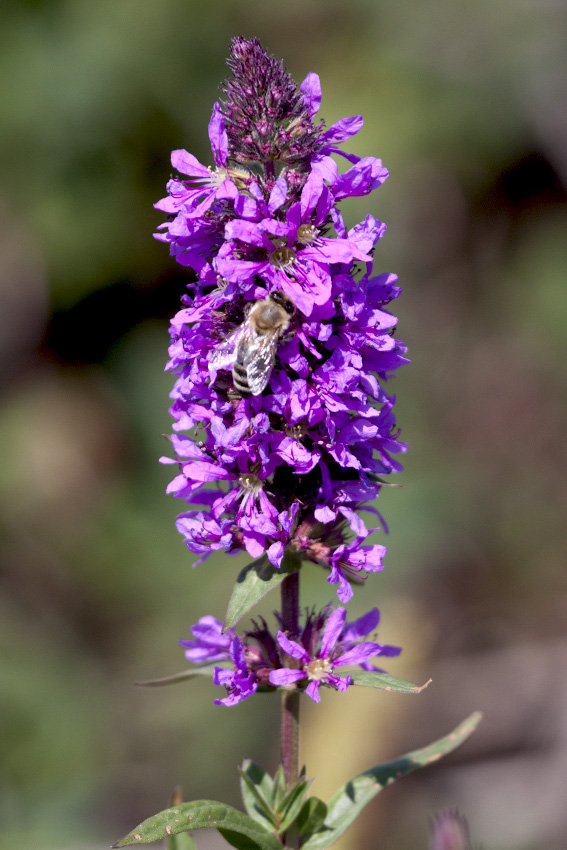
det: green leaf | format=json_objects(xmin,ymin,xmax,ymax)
[
  {"xmin": 238, "ymin": 762, "xmax": 276, "ymax": 831},
  {"xmin": 270, "ymin": 764, "xmax": 287, "ymax": 811},
  {"xmin": 301, "ymin": 711, "xmax": 483, "ymax": 850},
  {"xmin": 278, "ymin": 779, "xmax": 312, "ymax": 833},
  {"xmin": 224, "ymin": 552, "xmax": 300, "ymax": 631},
  {"xmin": 167, "ymin": 831, "xmax": 196, "ymax": 850},
  {"xmin": 135, "ymin": 664, "xmax": 226, "ymax": 687},
  {"xmin": 239, "ymin": 760, "xmax": 274, "ymax": 804},
  {"xmin": 165, "ymin": 787, "xmax": 197, "ymax": 850},
  {"xmin": 111, "ymin": 800, "xmax": 283, "ymax": 850},
  {"xmin": 349, "ymin": 670, "xmax": 432, "ymax": 694},
  {"xmin": 218, "ymin": 828, "xmax": 274, "ymax": 850},
  {"xmin": 296, "ymin": 797, "xmax": 328, "ymax": 843}
]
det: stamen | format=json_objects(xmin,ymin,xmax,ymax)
[
  {"xmin": 306, "ymin": 658, "xmax": 333, "ymax": 680},
  {"xmin": 270, "ymin": 246, "xmax": 296, "ymax": 269},
  {"xmin": 238, "ymin": 473, "xmax": 263, "ymax": 497},
  {"xmin": 297, "ymin": 224, "xmax": 318, "ymax": 245}
]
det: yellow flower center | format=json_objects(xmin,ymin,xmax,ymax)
[
  {"xmin": 297, "ymin": 224, "xmax": 318, "ymax": 245},
  {"xmin": 270, "ymin": 246, "xmax": 296, "ymax": 269},
  {"xmin": 306, "ymin": 658, "xmax": 333, "ymax": 680},
  {"xmin": 238, "ymin": 473, "xmax": 263, "ymax": 496}
]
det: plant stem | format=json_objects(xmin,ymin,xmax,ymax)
[
  {"xmin": 280, "ymin": 560, "xmax": 301, "ymax": 788},
  {"xmin": 280, "ymin": 689, "xmax": 300, "ymax": 788}
]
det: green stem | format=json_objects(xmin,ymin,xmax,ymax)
[{"xmin": 280, "ymin": 561, "xmax": 301, "ymax": 788}]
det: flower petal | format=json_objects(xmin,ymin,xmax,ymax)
[
  {"xmin": 269, "ymin": 668, "xmax": 306, "ymax": 687},
  {"xmin": 276, "ymin": 630, "xmax": 311, "ymax": 663},
  {"xmin": 320, "ymin": 607, "xmax": 347, "ymax": 658}
]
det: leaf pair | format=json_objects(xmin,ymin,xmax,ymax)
[
  {"xmin": 112, "ymin": 711, "xmax": 482, "ymax": 849},
  {"xmin": 239, "ymin": 761, "xmax": 313, "ymax": 836}
]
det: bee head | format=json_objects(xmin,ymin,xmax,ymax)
[{"xmin": 269, "ymin": 289, "xmax": 296, "ymax": 317}]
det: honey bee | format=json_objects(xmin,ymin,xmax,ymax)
[{"xmin": 208, "ymin": 290, "xmax": 296, "ymax": 395}]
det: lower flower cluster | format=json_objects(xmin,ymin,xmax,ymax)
[{"xmin": 180, "ymin": 606, "xmax": 401, "ymax": 706}]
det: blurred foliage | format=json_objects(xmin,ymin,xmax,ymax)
[{"xmin": 1, "ymin": 1, "xmax": 566, "ymax": 849}]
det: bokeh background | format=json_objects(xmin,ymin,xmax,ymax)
[{"xmin": 1, "ymin": 1, "xmax": 566, "ymax": 849}]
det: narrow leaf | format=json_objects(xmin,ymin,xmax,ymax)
[
  {"xmin": 301, "ymin": 711, "xmax": 482, "ymax": 850},
  {"xmin": 165, "ymin": 788, "xmax": 197, "ymax": 850},
  {"xmin": 296, "ymin": 797, "xmax": 328, "ymax": 843},
  {"xmin": 224, "ymin": 553, "xmax": 300, "ymax": 631},
  {"xmin": 278, "ymin": 779, "xmax": 312, "ymax": 833},
  {"xmin": 218, "ymin": 828, "xmax": 272, "ymax": 850},
  {"xmin": 111, "ymin": 800, "xmax": 282, "ymax": 850},
  {"xmin": 135, "ymin": 664, "xmax": 226, "ymax": 687},
  {"xmin": 349, "ymin": 670, "xmax": 432, "ymax": 693},
  {"xmin": 239, "ymin": 760, "xmax": 274, "ymax": 804},
  {"xmin": 271, "ymin": 764, "xmax": 287, "ymax": 810},
  {"xmin": 238, "ymin": 763, "xmax": 276, "ymax": 830}
]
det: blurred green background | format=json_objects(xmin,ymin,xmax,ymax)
[{"xmin": 1, "ymin": 1, "xmax": 566, "ymax": 849}]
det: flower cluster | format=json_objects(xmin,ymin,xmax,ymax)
[
  {"xmin": 156, "ymin": 37, "xmax": 407, "ymax": 602},
  {"xmin": 180, "ymin": 606, "xmax": 400, "ymax": 706}
]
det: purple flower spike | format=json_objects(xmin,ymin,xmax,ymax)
[{"xmin": 157, "ymin": 38, "xmax": 408, "ymax": 602}]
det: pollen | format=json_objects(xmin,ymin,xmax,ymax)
[
  {"xmin": 297, "ymin": 224, "xmax": 318, "ymax": 245},
  {"xmin": 270, "ymin": 246, "xmax": 296, "ymax": 269},
  {"xmin": 206, "ymin": 166, "xmax": 228, "ymax": 188},
  {"xmin": 238, "ymin": 473, "xmax": 263, "ymax": 496},
  {"xmin": 306, "ymin": 657, "xmax": 333, "ymax": 680}
]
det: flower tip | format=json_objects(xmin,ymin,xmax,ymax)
[{"xmin": 429, "ymin": 810, "xmax": 473, "ymax": 850}]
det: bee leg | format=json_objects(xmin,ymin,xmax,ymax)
[{"xmin": 279, "ymin": 326, "xmax": 297, "ymax": 344}]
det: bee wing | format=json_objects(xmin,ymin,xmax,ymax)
[
  {"xmin": 241, "ymin": 332, "xmax": 279, "ymax": 395},
  {"xmin": 208, "ymin": 325, "xmax": 248, "ymax": 373}
]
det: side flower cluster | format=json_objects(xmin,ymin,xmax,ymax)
[
  {"xmin": 156, "ymin": 38, "xmax": 408, "ymax": 602},
  {"xmin": 180, "ymin": 606, "xmax": 401, "ymax": 706}
]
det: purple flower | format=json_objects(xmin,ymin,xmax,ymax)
[
  {"xmin": 157, "ymin": 38, "xmax": 408, "ymax": 601},
  {"xmin": 269, "ymin": 606, "xmax": 400, "ymax": 703},
  {"xmin": 213, "ymin": 636, "xmax": 258, "ymax": 707},
  {"xmin": 327, "ymin": 539, "xmax": 387, "ymax": 603},
  {"xmin": 184, "ymin": 605, "xmax": 400, "ymax": 706},
  {"xmin": 179, "ymin": 615, "xmax": 235, "ymax": 664}
]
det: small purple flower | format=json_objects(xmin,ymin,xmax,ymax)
[
  {"xmin": 213, "ymin": 636, "xmax": 258, "ymax": 707},
  {"xmin": 183, "ymin": 605, "xmax": 400, "ymax": 706},
  {"xmin": 269, "ymin": 607, "xmax": 400, "ymax": 702},
  {"xmin": 327, "ymin": 539, "xmax": 387, "ymax": 603},
  {"xmin": 179, "ymin": 615, "xmax": 235, "ymax": 664}
]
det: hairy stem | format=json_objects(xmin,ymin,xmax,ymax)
[
  {"xmin": 280, "ymin": 689, "xmax": 300, "ymax": 789},
  {"xmin": 280, "ymin": 559, "xmax": 301, "ymax": 788}
]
